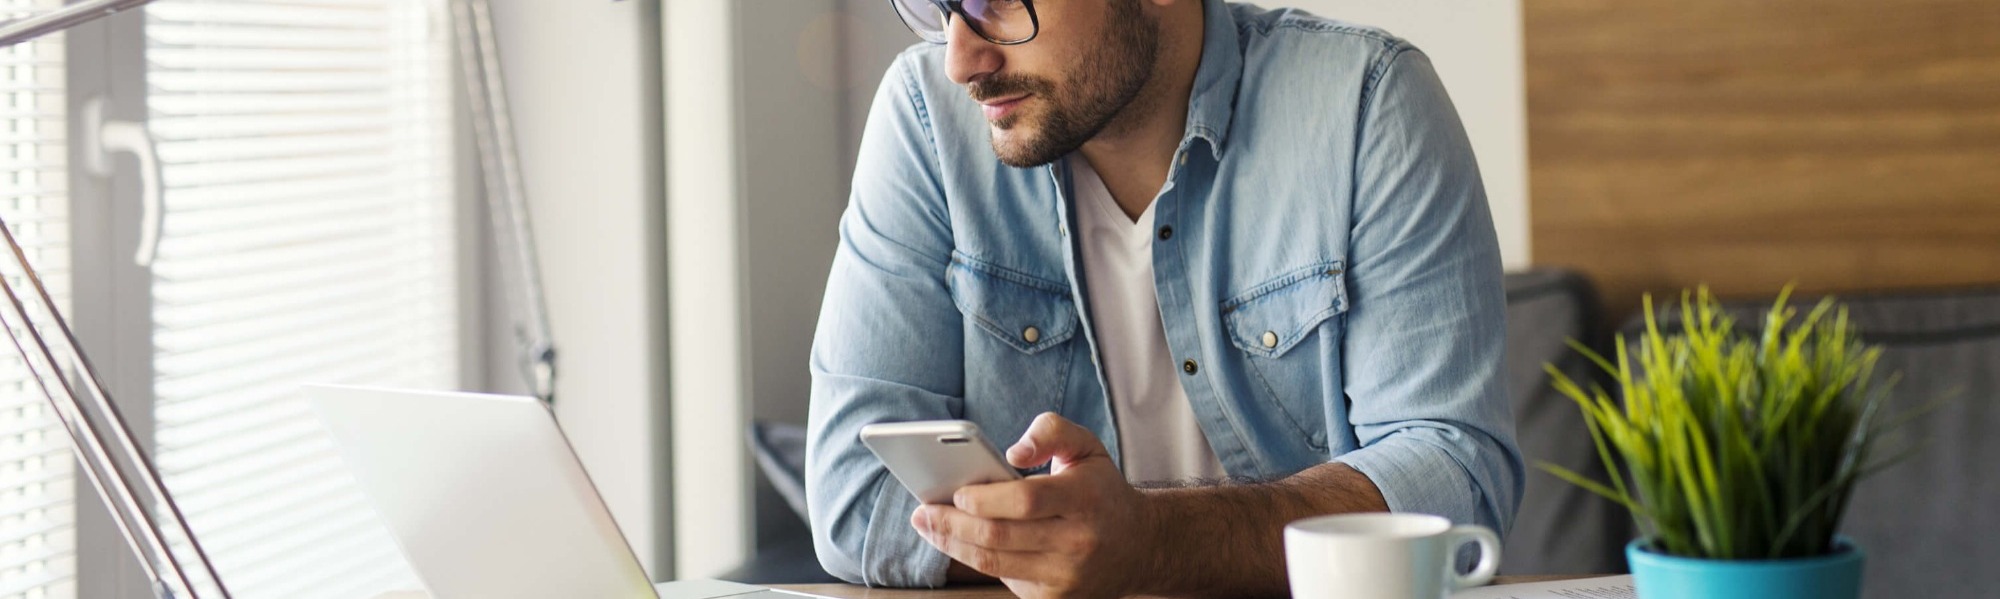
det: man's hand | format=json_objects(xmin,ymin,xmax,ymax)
[
  {"xmin": 910, "ymin": 412, "xmax": 1158, "ymax": 599},
  {"xmin": 909, "ymin": 412, "xmax": 1392, "ymax": 599}
]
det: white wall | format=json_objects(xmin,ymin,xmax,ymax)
[
  {"xmin": 664, "ymin": 0, "xmax": 754, "ymax": 579},
  {"xmin": 489, "ymin": 0, "xmax": 670, "ymax": 578},
  {"xmin": 1288, "ymin": 0, "xmax": 1531, "ymax": 267},
  {"xmin": 736, "ymin": 0, "xmax": 852, "ymax": 552},
  {"xmin": 664, "ymin": 0, "xmax": 856, "ymax": 578}
]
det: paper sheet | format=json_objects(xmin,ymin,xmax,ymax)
[{"xmin": 1449, "ymin": 575, "xmax": 1636, "ymax": 599}]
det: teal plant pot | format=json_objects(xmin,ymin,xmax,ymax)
[{"xmin": 1626, "ymin": 537, "xmax": 1864, "ymax": 599}]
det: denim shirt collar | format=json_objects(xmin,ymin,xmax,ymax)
[{"xmin": 1185, "ymin": 0, "xmax": 1243, "ymax": 160}]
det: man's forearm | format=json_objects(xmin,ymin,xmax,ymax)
[{"xmin": 1137, "ymin": 462, "xmax": 1389, "ymax": 598}]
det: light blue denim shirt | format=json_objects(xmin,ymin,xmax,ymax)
[{"xmin": 806, "ymin": 0, "xmax": 1522, "ymax": 586}]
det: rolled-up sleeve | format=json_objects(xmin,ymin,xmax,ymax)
[
  {"xmin": 805, "ymin": 50, "xmax": 962, "ymax": 587},
  {"xmin": 1331, "ymin": 46, "xmax": 1525, "ymax": 536}
]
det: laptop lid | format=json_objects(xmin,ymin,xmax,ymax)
[{"xmin": 308, "ymin": 385, "xmax": 656, "ymax": 599}]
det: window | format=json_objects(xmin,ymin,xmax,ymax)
[
  {"xmin": 0, "ymin": 1, "xmax": 73, "ymax": 596},
  {"xmin": 144, "ymin": 0, "xmax": 458, "ymax": 596},
  {"xmin": 0, "ymin": 0, "xmax": 464, "ymax": 596}
]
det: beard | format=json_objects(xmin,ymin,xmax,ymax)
[{"xmin": 966, "ymin": 0, "xmax": 1161, "ymax": 168}]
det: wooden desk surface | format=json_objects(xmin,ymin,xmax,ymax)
[
  {"xmin": 371, "ymin": 575, "xmax": 1596, "ymax": 598},
  {"xmin": 775, "ymin": 576, "xmax": 1588, "ymax": 599}
]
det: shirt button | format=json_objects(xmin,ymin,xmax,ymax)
[
  {"xmin": 1058, "ymin": 224, "xmax": 1067, "ymax": 237},
  {"xmin": 1157, "ymin": 226, "xmax": 1173, "ymax": 241},
  {"xmin": 1262, "ymin": 331, "xmax": 1278, "ymax": 348},
  {"xmin": 1181, "ymin": 359, "xmax": 1198, "ymax": 375},
  {"xmin": 1177, "ymin": 153, "xmax": 1188, "ymax": 166},
  {"xmin": 1022, "ymin": 326, "xmax": 1041, "ymax": 344}
]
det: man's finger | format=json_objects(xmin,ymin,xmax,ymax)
[
  {"xmin": 1005, "ymin": 412, "xmax": 1108, "ymax": 471},
  {"xmin": 918, "ymin": 504, "xmax": 1082, "ymax": 551},
  {"xmin": 913, "ymin": 511, "xmax": 1050, "ymax": 581},
  {"xmin": 952, "ymin": 475, "xmax": 1078, "ymax": 520}
]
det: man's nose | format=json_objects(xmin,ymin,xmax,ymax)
[{"xmin": 943, "ymin": 16, "xmax": 1002, "ymax": 87}]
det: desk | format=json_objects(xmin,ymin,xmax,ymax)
[
  {"xmin": 374, "ymin": 576, "xmax": 1593, "ymax": 598},
  {"xmin": 775, "ymin": 577, "xmax": 1591, "ymax": 599}
]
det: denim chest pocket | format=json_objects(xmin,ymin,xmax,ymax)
[
  {"xmin": 1220, "ymin": 261, "xmax": 1347, "ymax": 448},
  {"xmin": 946, "ymin": 252, "xmax": 1080, "ymax": 416},
  {"xmin": 946, "ymin": 253, "xmax": 1079, "ymax": 353}
]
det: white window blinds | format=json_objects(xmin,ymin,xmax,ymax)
[
  {"xmin": 0, "ymin": 1, "xmax": 72, "ymax": 597},
  {"xmin": 145, "ymin": 0, "xmax": 458, "ymax": 596}
]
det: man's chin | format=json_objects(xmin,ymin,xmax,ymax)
[
  {"xmin": 989, "ymin": 128, "xmax": 1061, "ymax": 169},
  {"xmin": 991, "ymin": 142, "xmax": 1055, "ymax": 169}
]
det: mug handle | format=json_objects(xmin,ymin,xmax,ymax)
[{"xmin": 1445, "ymin": 525, "xmax": 1502, "ymax": 590}]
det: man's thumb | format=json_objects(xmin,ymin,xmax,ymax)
[{"xmin": 1005, "ymin": 412, "xmax": 1104, "ymax": 471}]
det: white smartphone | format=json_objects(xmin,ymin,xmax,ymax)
[{"xmin": 860, "ymin": 420, "xmax": 1023, "ymax": 505}]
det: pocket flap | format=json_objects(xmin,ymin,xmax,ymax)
[
  {"xmin": 946, "ymin": 252, "xmax": 1078, "ymax": 354},
  {"xmin": 1221, "ymin": 262, "xmax": 1348, "ymax": 358}
]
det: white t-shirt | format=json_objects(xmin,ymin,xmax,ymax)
[{"xmin": 1068, "ymin": 155, "xmax": 1227, "ymax": 484}]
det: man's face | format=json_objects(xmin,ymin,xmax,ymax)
[{"xmin": 946, "ymin": 0, "xmax": 1162, "ymax": 168}]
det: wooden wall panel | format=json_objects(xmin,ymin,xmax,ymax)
[{"xmin": 1525, "ymin": 0, "xmax": 2000, "ymax": 315}]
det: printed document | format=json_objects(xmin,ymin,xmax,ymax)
[{"xmin": 1450, "ymin": 575, "xmax": 1636, "ymax": 599}]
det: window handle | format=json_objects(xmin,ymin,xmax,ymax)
[{"xmin": 82, "ymin": 96, "xmax": 164, "ymax": 267}]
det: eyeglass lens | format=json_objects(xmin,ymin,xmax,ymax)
[{"xmin": 890, "ymin": 0, "xmax": 1036, "ymax": 44}]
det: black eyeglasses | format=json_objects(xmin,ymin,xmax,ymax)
[{"xmin": 888, "ymin": 0, "xmax": 1040, "ymax": 45}]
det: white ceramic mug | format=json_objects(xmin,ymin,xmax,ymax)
[{"xmin": 1284, "ymin": 513, "xmax": 1501, "ymax": 599}]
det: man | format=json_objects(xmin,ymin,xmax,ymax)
[{"xmin": 806, "ymin": 0, "xmax": 1522, "ymax": 596}]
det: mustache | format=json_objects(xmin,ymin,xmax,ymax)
[{"xmin": 967, "ymin": 74, "xmax": 1052, "ymax": 103}]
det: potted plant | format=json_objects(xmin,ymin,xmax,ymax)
[{"xmin": 1542, "ymin": 288, "xmax": 1912, "ymax": 599}]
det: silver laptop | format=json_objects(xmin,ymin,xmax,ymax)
[{"xmin": 309, "ymin": 385, "xmax": 806, "ymax": 599}]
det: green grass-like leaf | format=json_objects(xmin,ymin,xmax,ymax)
[{"xmin": 1537, "ymin": 286, "xmax": 1929, "ymax": 559}]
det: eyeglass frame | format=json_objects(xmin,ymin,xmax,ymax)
[{"xmin": 889, "ymin": 0, "xmax": 1042, "ymax": 46}]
